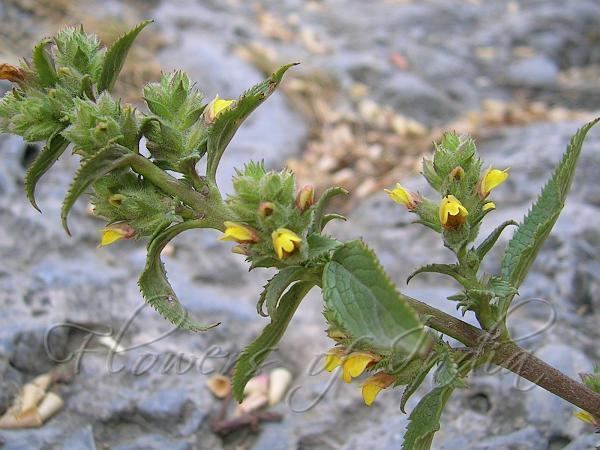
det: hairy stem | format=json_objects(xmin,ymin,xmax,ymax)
[{"xmin": 403, "ymin": 294, "xmax": 600, "ymax": 417}]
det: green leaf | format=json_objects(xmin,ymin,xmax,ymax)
[
  {"xmin": 323, "ymin": 240, "xmax": 430, "ymax": 357},
  {"xmin": 306, "ymin": 233, "xmax": 343, "ymax": 260},
  {"xmin": 32, "ymin": 38, "xmax": 57, "ymax": 87},
  {"xmin": 475, "ymin": 220, "xmax": 518, "ymax": 261},
  {"xmin": 97, "ymin": 20, "xmax": 153, "ymax": 92},
  {"xmin": 321, "ymin": 213, "xmax": 346, "ymax": 229},
  {"xmin": 205, "ymin": 63, "xmax": 297, "ymax": 181},
  {"xmin": 61, "ymin": 145, "xmax": 132, "ymax": 234},
  {"xmin": 308, "ymin": 187, "xmax": 348, "ymax": 234},
  {"xmin": 24, "ymin": 131, "xmax": 69, "ymax": 212},
  {"xmin": 402, "ymin": 386, "xmax": 454, "ymax": 450},
  {"xmin": 500, "ymin": 118, "xmax": 599, "ymax": 312},
  {"xmin": 406, "ymin": 263, "xmax": 467, "ymax": 286},
  {"xmin": 232, "ymin": 280, "xmax": 315, "ymax": 402},
  {"xmin": 257, "ymin": 266, "xmax": 306, "ymax": 317},
  {"xmin": 400, "ymin": 355, "xmax": 438, "ymax": 413},
  {"xmin": 138, "ymin": 220, "xmax": 220, "ymax": 332}
]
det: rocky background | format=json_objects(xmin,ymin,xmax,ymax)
[{"xmin": 0, "ymin": 0, "xmax": 599, "ymax": 449}]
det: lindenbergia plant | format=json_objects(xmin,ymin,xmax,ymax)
[{"xmin": 1, "ymin": 22, "xmax": 599, "ymax": 448}]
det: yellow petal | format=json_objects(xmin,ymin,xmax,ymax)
[
  {"xmin": 219, "ymin": 222, "xmax": 257, "ymax": 243},
  {"xmin": 385, "ymin": 183, "xmax": 412, "ymax": 207},
  {"xmin": 575, "ymin": 410, "xmax": 595, "ymax": 425},
  {"xmin": 362, "ymin": 383, "xmax": 383, "ymax": 406},
  {"xmin": 483, "ymin": 168, "xmax": 509, "ymax": 194},
  {"xmin": 100, "ymin": 229, "xmax": 126, "ymax": 246},
  {"xmin": 207, "ymin": 95, "xmax": 234, "ymax": 121},
  {"xmin": 325, "ymin": 353, "xmax": 342, "ymax": 372},
  {"xmin": 272, "ymin": 228, "xmax": 302, "ymax": 259},
  {"xmin": 483, "ymin": 202, "xmax": 496, "ymax": 211},
  {"xmin": 439, "ymin": 195, "xmax": 468, "ymax": 225},
  {"xmin": 342, "ymin": 353, "xmax": 374, "ymax": 383}
]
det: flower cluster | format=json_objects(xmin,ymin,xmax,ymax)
[{"xmin": 386, "ymin": 133, "xmax": 508, "ymax": 246}]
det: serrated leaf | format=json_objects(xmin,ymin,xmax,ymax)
[
  {"xmin": 97, "ymin": 20, "xmax": 153, "ymax": 92},
  {"xmin": 257, "ymin": 266, "xmax": 306, "ymax": 317},
  {"xmin": 24, "ymin": 131, "xmax": 69, "ymax": 212},
  {"xmin": 406, "ymin": 263, "xmax": 467, "ymax": 286},
  {"xmin": 205, "ymin": 63, "xmax": 297, "ymax": 181},
  {"xmin": 308, "ymin": 187, "xmax": 348, "ymax": 234},
  {"xmin": 61, "ymin": 145, "xmax": 132, "ymax": 234},
  {"xmin": 306, "ymin": 233, "xmax": 342, "ymax": 260},
  {"xmin": 434, "ymin": 350, "xmax": 461, "ymax": 388},
  {"xmin": 138, "ymin": 220, "xmax": 220, "ymax": 332},
  {"xmin": 232, "ymin": 280, "xmax": 315, "ymax": 402},
  {"xmin": 402, "ymin": 386, "xmax": 454, "ymax": 450},
  {"xmin": 400, "ymin": 355, "xmax": 438, "ymax": 413},
  {"xmin": 32, "ymin": 38, "xmax": 57, "ymax": 87},
  {"xmin": 323, "ymin": 240, "xmax": 430, "ymax": 357},
  {"xmin": 321, "ymin": 213, "xmax": 346, "ymax": 229},
  {"xmin": 475, "ymin": 220, "xmax": 517, "ymax": 260},
  {"xmin": 500, "ymin": 118, "xmax": 599, "ymax": 313}
]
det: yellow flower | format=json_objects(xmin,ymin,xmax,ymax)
[
  {"xmin": 205, "ymin": 95, "xmax": 234, "ymax": 123},
  {"xmin": 478, "ymin": 167, "xmax": 509, "ymax": 198},
  {"xmin": 271, "ymin": 228, "xmax": 302, "ymax": 259},
  {"xmin": 325, "ymin": 348, "xmax": 344, "ymax": 372},
  {"xmin": 219, "ymin": 221, "xmax": 259, "ymax": 244},
  {"xmin": 361, "ymin": 373, "xmax": 395, "ymax": 406},
  {"xmin": 575, "ymin": 410, "xmax": 598, "ymax": 426},
  {"xmin": 99, "ymin": 223, "xmax": 136, "ymax": 247},
  {"xmin": 385, "ymin": 184, "xmax": 418, "ymax": 210},
  {"xmin": 483, "ymin": 202, "xmax": 496, "ymax": 211},
  {"xmin": 296, "ymin": 185, "xmax": 315, "ymax": 213},
  {"xmin": 439, "ymin": 195, "xmax": 469, "ymax": 229},
  {"xmin": 341, "ymin": 352, "xmax": 378, "ymax": 383}
]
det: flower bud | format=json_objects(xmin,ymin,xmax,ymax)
[
  {"xmin": 449, "ymin": 166, "xmax": 464, "ymax": 180},
  {"xmin": 478, "ymin": 167, "xmax": 509, "ymax": 198},
  {"xmin": 439, "ymin": 195, "xmax": 469, "ymax": 229},
  {"xmin": 99, "ymin": 223, "xmax": 136, "ymax": 247},
  {"xmin": 219, "ymin": 221, "xmax": 260, "ymax": 244},
  {"xmin": 258, "ymin": 202, "xmax": 275, "ymax": 217},
  {"xmin": 271, "ymin": 228, "xmax": 302, "ymax": 259},
  {"xmin": 295, "ymin": 185, "xmax": 314, "ymax": 212},
  {"xmin": 385, "ymin": 183, "xmax": 420, "ymax": 210},
  {"xmin": 108, "ymin": 194, "xmax": 126, "ymax": 206}
]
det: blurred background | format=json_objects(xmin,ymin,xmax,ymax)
[{"xmin": 0, "ymin": 0, "xmax": 599, "ymax": 449}]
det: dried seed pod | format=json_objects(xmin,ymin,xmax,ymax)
[
  {"xmin": 268, "ymin": 368, "xmax": 292, "ymax": 406},
  {"xmin": 206, "ymin": 374, "xmax": 231, "ymax": 399},
  {"xmin": 0, "ymin": 409, "xmax": 42, "ymax": 429},
  {"xmin": 20, "ymin": 384, "xmax": 45, "ymax": 414},
  {"xmin": 243, "ymin": 373, "xmax": 269, "ymax": 398},
  {"xmin": 31, "ymin": 373, "xmax": 53, "ymax": 392},
  {"xmin": 235, "ymin": 393, "xmax": 268, "ymax": 416},
  {"xmin": 37, "ymin": 392, "xmax": 64, "ymax": 422}
]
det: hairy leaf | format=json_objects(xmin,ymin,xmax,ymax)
[
  {"xmin": 475, "ymin": 220, "xmax": 517, "ymax": 261},
  {"xmin": 24, "ymin": 132, "xmax": 69, "ymax": 211},
  {"xmin": 406, "ymin": 263, "xmax": 467, "ymax": 286},
  {"xmin": 323, "ymin": 240, "xmax": 429, "ymax": 357},
  {"xmin": 97, "ymin": 20, "xmax": 153, "ymax": 92},
  {"xmin": 306, "ymin": 233, "xmax": 342, "ymax": 261},
  {"xmin": 205, "ymin": 63, "xmax": 297, "ymax": 180},
  {"xmin": 61, "ymin": 145, "xmax": 132, "ymax": 234},
  {"xmin": 400, "ymin": 355, "xmax": 439, "ymax": 413},
  {"xmin": 500, "ymin": 118, "xmax": 599, "ymax": 312},
  {"xmin": 139, "ymin": 220, "xmax": 220, "ymax": 331},
  {"xmin": 257, "ymin": 266, "xmax": 306, "ymax": 317},
  {"xmin": 308, "ymin": 186, "xmax": 348, "ymax": 234},
  {"xmin": 232, "ymin": 281, "xmax": 314, "ymax": 402},
  {"xmin": 32, "ymin": 38, "xmax": 57, "ymax": 87},
  {"xmin": 402, "ymin": 386, "xmax": 454, "ymax": 450}
]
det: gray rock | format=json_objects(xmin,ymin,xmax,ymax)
[
  {"xmin": 9, "ymin": 325, "xmax": 70, "ymax": 374},
  {"xmin": 473, "ymin": 426, "xmax": 546, "ymax": 450},
  {"xmin": 563, "ymin": 434, "xmax": 600, "ymax": 450},
  {"xmin": 505, "ymin": 56, "xmax": 560, "ymax": 88},
  {"xmin": 0, "ymin": 358, "xmax": 22, "ymax": 415},
  {"xmin": 136, "ymin": 388, "xmax": 189, "ymax": 425},
  {"xmin": 112, "ymin": 434, "xmax": 191, "ymax": 450}
]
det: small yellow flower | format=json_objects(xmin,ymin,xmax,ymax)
[
  {"xmin": 205, "ymin": 95, "xmax": 234, "ymax": 123},
  {"xmin": 219, "ymin": 221, "xmax": 259, "ymax": 244},
  {"xmin": 296, "ymin": 185, "xmax": 315, "ymax": 213},
  {"xmin": 478, "ymin": 167, "xmax": 509, "ymax": 198},
  {"xmin": 575, "ymin": 410, "xmax": 598, "ymax": 426},
  {"xmin": 385, "ymin": 183, "xmax": 418, "ymax": 210},
  {"xmin": 99, "ymin": 223, "xmax": 136, "ymax": 247},
  {"xmin": 361, "ymin": 373, "xmax": 395, "ymax": 406},
  {"xmin": 439, "ymin": 195, "xmax": 469, "ymax": 229},
  {"xmin": 341, "ymin": 352, "xmax": 378, "ymax": 383},
  {"xmin": 483, "ymin": 202, "xmax": 496, "ymax": 211},
  {"xmin": 271, "ymin": 228, "xmax": 302, "ymax": 259}
]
